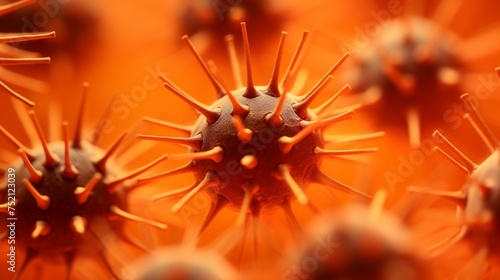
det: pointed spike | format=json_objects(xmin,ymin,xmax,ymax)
[
  {"xmin": 464, "ymin": 114, "xmax": 495, "ymax": 153},
  {"xmin": 72, "ymin": 83, "xmax": 89, "ymax": 149},
  {"xmin": 137, "ymin": 133, "xmax": 202, "ymax": 151},
  {"xmin": 170, "ymin": 146, "xmax": 224, "ymax": 163},
  {"xmin": 408, "ymin": 186, "xmax": 466, "ymax": 207},
  {"xmin": 279, "ymin": 110, "xmax": 354, "ymax": 154},
  {"xmin": 265, "ymin": 90, "xmax": 287, "ymax": 127},
  {"xmin": 18, "ymin": 149, "xmax": 42, "ymax": 184},
  {"xmin": 109, "ymin": 205, "xmax": 167, "ymax": 229},
  {"xmin": 425, "ymin": 227, "xmax": 468, "ymax": 259},
  {"xmin": 241, "ymin": 22, "xmax": 257, "ymax": 98},
  {"xmin": 94, "ymin": 132, "xmax": 127, "ymax": 172},
  {"xmin": 281, "ymin": 202, "xmax": 303, "ymax": 234},
  {"xmin": 237, "ymin": 183, "xmax": 259, "ymax": 227},
  {"xmin": 239, "ymin": 212, "xmax": 252, "ymax": 269},
  {"xmin": 31, "ymin": 220, "xmax": 51, "ymax": 239},
  {"xmin": 407, "ymin": 108, "xmax": 421, "ymax": 148},
  {"xmin": 433, "ymin": 130, "xmax": 477, "ymax": 172},
  {"xmin": 182, "ymin": 35, "xmax": 226, "ymax": 96},
  {"xmin": 276, "ymin": 164, "xmax": 309, "ymax": 205},
  {"xmin": 0, "ymin": 57, "xmax": 51, "ymax": 65},
  {"xmin": 313, "ymin": 84, "xmax": 352, "ymax": 117},
  {"xmin": 142, "ymin": 116, "xmax": 193, "ymax": 134},
  {"xmin": 198, "ymin": 195, "xmax": 230, "ymax": 236},
  {"xmin": 207, "ymin": 60, "xmax": 249, "ymax": 117},
  {"xmin": 461, "ymin": 94, "xmax": 499, "ymax": 149},
  {"xmin": 313, "ymin": 169, "xmax": 371, "ymax": 200},
  {"xmin": 0, "ymin": 125, "xmax": 35, "ymax": 158},
  {"xmin": 368, "ymin": 189, "xmax": 387, "ymax": 222},
  {"xmin": 171, "ymin": 172, "xmax": 217, "ymax": 213},
  {"xmin": 0, "ymin": 203, "xmax": 8, "ymax": 213},
  {"xmin": 301, "ymin": 109, "xmax": 354, "ymax": 130},
  {"xmin": 240, "ymin": 154, "xmax": 258, "ymax": 170},
  {"xmin": 280, "ymin": 30, "xmax": 310, "ymax": 93},
  {"xmin": 0, "ymin": 81, "xmax": 34, "ymax": 106},
  {"xmin": 294, "ymin": 75, "xmax": 334, "ymax": 118},
  {"xmin": 0, "ymin": 0, "xmax": 35, "ymax": 16},
  {"xmin": 63, "ymin": 250, "xmax": 77, "ymax": 279},
  {"xmin": 232, "ymin": 115, "xmax": 253, "ymax": 143},
  {"xmin": 105, "ymin": 154, "xmax": 168, "ymax": 191},
  {"xmin": 314, "ymin": 147, "xmax": 378, "ymax": 157},
  {"xmin": 11, "ymin": 248, "xmax": 37, "ymax": 280},
  {"xmin": 91, "ymin": 95, "xmax": 119, "ymax": 145},
  {"xmin": 225, "ymin": 35, "xmax": 243, "ymax": 89},
  {"xmin": 159, "ymin": 73, "xmax": 220, "ymax": 124},
  {"xmin": 251, "ymin": 204, "xmax": 261, "ymax": 259},
  {"xmin": 0, "ymin": 31, "xmax": 56, "ymax": 44},
  {"xmin": 325, "ymin": 131, "xmax": 385, "ymax": 144},
  {"xmin": 28, "ymin": 110, "xmax": 59, "ymax": 167},
  {"xmin": 61, "ymin": 122, "xmax": 78, "ymax": 179},
  {"xmin": 433, "ymin": 146, "xmax": 470, "ymax": 174},
  {"xmin": 23, "ymin": 178, "xmax": 50, "ymax": 210},
  {"xmin": 70, "ymin": 215, "xmax": 87, "ymax": 234},
  {"xmin": 138, "ymin": 162, "xmax": 195, "ymax": 186},
  {"xmin": 74, "ymin": 173, "xmax": 103, "ymax": 205},
  {"xmin": 267, "ymin": 31, "xmax": 288, "ymax": 96},
  {"xmin": 151, "ymin": 183, "xmax": 196, "ymax": 202}
]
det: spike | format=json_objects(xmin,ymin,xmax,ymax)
[
  {"xmin": 207, "ymin": 60, "xmax": 249, "ymax": 117},
  {"xmin": 159, "ymin": 73, "xmax": 220, "ymax": 124},
  {"xmin": 0, "ymin": 0, "xmax": 35, "ymax": 16},
  {"xmin": 314, "ymin": 147, "xmax": 378, "ymax": 157},
  {"xmin": 0, "ymin": 125, "xmax": 35, "ymax": 158},
  {"xmin": 426, "ymin": 227, "xmax": 468, "ymax": 259},
  {"xmin": 369, "ymin": 189, "xmax": 387, "ymax": 222},
  {"xmin": 408, "ymin": 187, "xmax": 466, "ymax": 207},
  {"xmin": 171, "ymin": 172, "xmax": 218, "ymax": 213},
  {"xmin": 18, "ymin": 149, "xmax": 42, "ymax": 184},
  {"xmin": 232, "ymin": 115, "xmax": 253, "ymax": 143},
  {"xmin": 324, "ymin": 131, "xmax": 385, "ymax": 144},
  {"xmin": 433, "ymin": 147, "xmax": 470, "ymax": 174},
  {"xmin": 0, "ymin": 31, "xmax": 55, "ymax": 44},
  {"xmin": 109, "ymin": 205, "xmax": 167, "ymax": 229},
  {"xmin": 74, "ymin": 173, "xmax": 103, "ymax": 205},
  {"xmin": 151, "ymin": 183, "xmax": 196, "ymax": 202},
  {"xmin": 170, "ymin": 146, "xmax": 224, "ymax": 163},
  {"xmin": 0, "ymin": 66, "xmax": 48, "ymax": 93},
  {"xmin": 313, "ymin": 169, "xmax": 371, "ymax": 200},
  {"xmin": 70, "ymin": 215, "xmax": 87, "ymax": 234},
  {"xmin": 0, "ymin": 81, "xmax": 34, "ymax": 106},
  {"xmin": 198, "ymin": 195, "xmax": 230, "ymax": 236},
  {"xmin": 313, "ymin": 84, "xmax": 352, "ymax": 117},
  {"xmin": 295, "ymin": 53, "xmax": 350, "ymax": 118},
  {"xmin": 239, "ymin": 212, "xmax": 252, "ymax": 269},
  {"xmin": 300, "ymin": 109, "xmax": 354, "ymax": 129},
  {"xmin": 72, "ymin": 83, "xmax": 89, "ymax": 149},
  {"xmin": 137, "ymin": 133, "xmax": 202, "ymax": 151},
  {"xmin": 281, "ymin": 202, "xmax": 303, "ymax": 235},
  {"xmin": 237, "ymin": 183, "xmax": 259, "ymax": 227},
  {"xmin": 275, "ymin": 164, "xmax": 309, "ymax": 205},
  {"xmin": 241, "ymin": 22, "xmax": 257, "ymax": 98},
  {"xmin": 182, "ymin": 35, "xmax": 225, "ymax": 96},
  {"xmin": 464, "ymin": 114, "xmax": 494, "ymax": 153},
  {"xmin": 0, "ymin": 203, "xmax": 7, "ymax": 213},
  {"xmin": 224, "ymin": 35, "xmax": 243, "ymax": 89},
  {"xmin": 407, "ymin": 107, "xmax": 421, "ymax": 147},
  {"xmin": 142, "ymin": 116, "xmax": 193, "ymax": 134},
  {"xmin": 251, "ymin": 205, "xmax": 261, "ymax": 259},
  {"xmin": 28, "ymin": 110, "xmax": 60, "ymax": 167},
  {"xmin": 279, "ymin": 110, "xmax": 353, "ymax": 154},
  {"xmin": 382, "ymin": 61, "xmax": 415, "ymax": 93},
  {"xmin": 22, "ymin": 178, "xmax": 50, "ymax": 210},
  {"xmin": 60, "ymin": 122, "xmax": 79, "ymax": 179},
  {"xmin": 91, "ymin": 94, "xmax": 119, "ymax": 145},
  {"xmin": 267, "ymin": 31, "xmax": 288, "ymax": 96},
  {"xmin": 461, "ymin": 94, "xmax": 499, "ymax": 149},
  {"xmin": 0, "ymin": 57, "xmax": 51, "ymax": 65},
  {"xmin": 433, "ymin": 130, "xmax": 477, "ymax": 172},
  {"xmin": 105, "ymin": 154, "xmax": 168, "ymax": 192},
  {"xmin": 240, "ymin": 155, "xmax": 258, "ymax": 170},
  {"xmin": 31, "ymin": 220, "xmax": 51, "ymax": 239},
  {"xmin": 280, "ymin": 30, "xmax": 310, "ymax": 93},
  {"xmin": 138, "ymin": 162, "xmax": 195, "ymax": 185},
  {"xmin": 265, "ymin": 88, "xmax": 288, "ymax": 127},
  {"xmin": 94, "ymin": 132, "xmax": 127, "ymax": 171}
]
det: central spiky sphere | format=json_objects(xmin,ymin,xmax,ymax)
[
  {"xmin": 7, "ymin": 142, "xmax": 118, "ymax": 254},
  {"xmin": 192, "ymin": 86, "xmax": 322, "ymax": 209}
]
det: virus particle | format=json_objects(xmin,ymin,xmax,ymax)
[
  {"xmin": 410, "ymin": 76, "xmax": 500, "ymax": 270},
  {"xmin": 346, "ymin": 0, "xmax": 500, "ymax": 147},
  {"xmin": 139, "ymin": 22, "xmax": 378, "ymax": 262},
  {"xmin": 127, "ymin": 242, "xmax": 237, "ymax": 280},
  {"xmin": 283, "ymin": 190, "xmax": 429, "ymax": 280},
  {"xmin": 0, "ymin": 0, "xmax": 55, "ymax": 92},
  {"xmin": 0, "ymin": 85, "xmax": 168, "ymax": 279}
]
